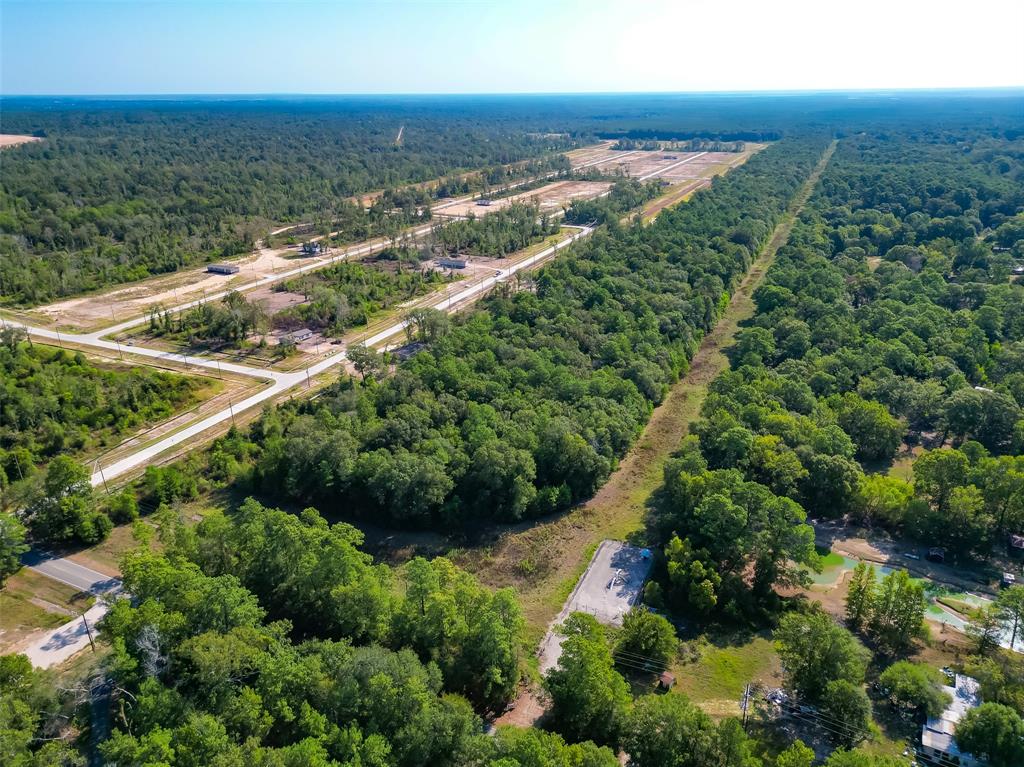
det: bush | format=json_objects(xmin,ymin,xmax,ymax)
[{"xmin": 106, "ymin": 491, "xmax": 139, "ymax": 525}]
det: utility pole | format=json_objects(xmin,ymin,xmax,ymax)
[
  {"xmin": 81, "ymin": 611, "xmax": 96, "ymax": 653},
  {"xmin": 740, "ymin": 683, "xmax": 751, "ymax": 731},
  {"xmin": 228, "ymin": 399, "xmax": 235, "ymax": 425},
  {"xmin": 96, "ymin": 462, "xmax": 110, "ymax": 494}
]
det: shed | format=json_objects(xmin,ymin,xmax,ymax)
[
  {"xmin": 476, "ymin": 198, "xmax": 492, "ymax": 207},
  {"xmin": 927, "ymin": 547, "xmax": 946, "ymax": 563},
  {"xmin": 437, "ymin": 256, "xmax": 468, "ymax": 269},
  {"xmin": 207, "ymin": 263, "xmax": 240, "ymax": 275},
  {"xmin": 1010, "ymin": 534, "xmax": 1024, "ymax": 558},
  {"xmin": 658, "ymin": 672, "xmax": 676, "ymax": 691},
  {"xmin": 284, "ymin": 328, "xmax": 313, "ymax": 343}
]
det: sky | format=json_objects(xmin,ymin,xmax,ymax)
[{"xmin": 2, "ymin": 0, "xmax": 1023, "ymax": 95}]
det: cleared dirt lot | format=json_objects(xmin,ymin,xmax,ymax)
[
  {"xmin": 22, "ymin": 244, "xmax": 340, "ymax": 332},
  {"xmin": 434, "ymin": 179, "xmax": 612, "ymax": 218},
  {"xmin": 0, "ymin": 134, "xmax": 42, "ymax": 148}
]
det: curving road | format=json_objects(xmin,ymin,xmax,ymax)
[
  {"xmin": 20, "ymin": 552, "xmax": 122, "ymax": 669},
  {"xmin": 7, "ymin": 226, "xmax": 594, "ymax": 487}
]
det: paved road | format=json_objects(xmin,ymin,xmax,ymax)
[
  {"xmin": 19, "ymin": 551, "xmax": 122, "ymax": 670},
  {"xmin": 22, "ymin": 601, "xmax": 111, "ymax": 670},
  {"xmin": 538, "ymin": 540, "xmax": 652, "ymax": 674},
  {"xmin": 21, "ymin": 549, "xmax": 123, "ymax": 595},
  {"xmin": 96, "ymin": 222, "xmax": 438, "ymax": 338},
  {"xmin": 10, "ymin": 225, "xmax": 594, "ymax": 487}
]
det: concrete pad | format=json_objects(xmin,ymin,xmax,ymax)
[{"xmin": 538, "ymin": 540, "xmax": 653, "ymax": 673}]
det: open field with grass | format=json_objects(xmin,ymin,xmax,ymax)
[{"xmin": 674, "ymin": 633, "xmax": 783, "ymax": 716}]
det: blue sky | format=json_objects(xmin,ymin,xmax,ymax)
[{"xmin": 3, "ymin": 0, "xmax": 1023, "ymax": 95}]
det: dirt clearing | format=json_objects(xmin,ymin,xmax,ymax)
[
  {"xmin": 0, "ymin": 134, "xmax": 42, "ymax": 148},
  {"xmin": 434, "ymin": 180, "xmax": 612, "ymax": 218}
]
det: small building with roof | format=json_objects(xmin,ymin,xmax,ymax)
[
  {"xmin": 921, "ymin": 674, "xmax": 985, "ymax": 767},
  {"xmin": 283, "ymin": 328, "xmax": 313, "ymax": 344}
]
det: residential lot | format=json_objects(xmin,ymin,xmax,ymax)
[
  {"xmin": 433, "ymin": 179, "xmax": 613, "ymax": 218},
  {"xmin": 538, "ymin": 540, "xmax": 653, "ymax": 673}
]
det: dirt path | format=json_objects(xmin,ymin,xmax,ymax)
[{"xmin": 461, "ymin": 141, "xmax": 839, "ymax": 646}]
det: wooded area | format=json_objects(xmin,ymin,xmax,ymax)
[
  {"xmin": 0, "ymin": 102, "xmax": 578, "ymax": 304},
  {"xmin": 5, "ymin": 94, "xmax": 1024, "ymax": 767},
  {"xmin": 150, "ymin": 137, "xmax": 827, "ymax": 527},
  {"xmin": 0, "ymin": 330, "xmax": 208, "ymax": 483}
]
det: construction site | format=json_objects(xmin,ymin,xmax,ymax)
[{"xmin": 0, "ymin": 139, "xmax": 762, "ymax": 490}]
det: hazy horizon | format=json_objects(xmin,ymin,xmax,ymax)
[{"xmin": 3, "ymin": 0, "xmax": 1022, "ymax": 96}]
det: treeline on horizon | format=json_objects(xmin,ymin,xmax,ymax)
[
  {"xmin": 4, "ymin": 92, "xmax": 1020, "ymax": 307},
  {"xmin": 0, "ymin": 106, "xmax": 579, "ymax": 305}
]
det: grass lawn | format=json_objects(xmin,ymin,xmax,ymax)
[
  {"xmin": 0, "ymin": 569, "xmax": 94, "ymax": 652},
  {"xmin": 65, "ymin": 522, "xmax": 142, "ymax": 575},
  {"xmin": 887, "ymin": 453, "xmax": 916, "ymax": 482},
  {"xmin": 673, "ymin": 632, "xmax": 783, "ymax": 717},
  {"xmin": 936, "ymin": 595, "xmax": 983, "ymax": 619}
]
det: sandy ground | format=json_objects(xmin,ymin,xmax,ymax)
[
  {"xmin": 0, "ymin": 134, "xmax": 42, "ymax": 148},
  {"xmin": 27, "ymin": 244, "xmax": 333, "ymax": 330},
  {"xmin": 435, "ymin": 179, "xmax": 612, "ymax": 218}
]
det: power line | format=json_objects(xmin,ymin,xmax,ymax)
[{"xmin": 612, "ymin": 648, "xmax": 669, "ymax": 666}]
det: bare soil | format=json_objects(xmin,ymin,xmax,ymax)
[
  {"xmin": 0, "ymin": 134, "xmax": 42, "ymax": 148},
  {"xmin": 434, "ymin": 180, "xmax": 612, "ymax": 218},
  {"xmin": 27, "ymin": 245, "xmax": 325, "ymax": 331}
]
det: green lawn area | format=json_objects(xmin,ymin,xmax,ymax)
[
  {"xmin": 817, "ymin": 547, "xmax": 846, "ymax": 568},
  {"xmin": 672, "ymin": 632, "xmax": 782, "ymax": 717},
  {"xmin": 887, "ymin": 453, "xmax": 916, "ymax": 482},
  {"xmin": 0, "ymin": 569, "xmax": 93, "ymax": 652}
]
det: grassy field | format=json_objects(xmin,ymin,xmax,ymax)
[
  {"xmin": 456, "ymin": 141, "xmax": 839, "ymax": 647},
  {"xmin": 673, "ymin": 633, "xmax": 783, "ymax": 716},
  {"xmin": 0, "ymin": 569, "xmax": 94, "ymax": 652}
]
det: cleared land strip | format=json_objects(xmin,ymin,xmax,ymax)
[
  {"xmin": 3, "ymin": 145, "xmax": 759, "ymax": 490},
  {"xmin": 14, "ymin": 144, "xmax": 610, "ymax": 333},
  {"xmin": 466, "ymin": 140, "xmax": 839, "ymax": 650}
]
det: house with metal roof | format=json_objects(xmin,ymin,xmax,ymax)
[{"xmin": 921, "ymin": 674, "xmax": 985, "ymax": 767}]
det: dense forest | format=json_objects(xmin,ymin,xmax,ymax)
[
  {"xmin": 136, "ymin": 136, "xmax": 828, "ymax": 527},
  {"xmin": 644, "ymin": 127, "xmax": 1024, "ymax": 627},
  {"xmin": 628, "ymin": 125, "xmax": 1024, "ymax": 766},
  {"xmin": 5, "ymin": 92, "xmax": 1018, "ymax": 306},
  {"xmin": 0, "ymin": 329, "xmax": 208, "ymax": 487},
  {"xmin": 7, "ymin": 96, "xmax": 1024, "ymax": 767},
  {"xmin": 0, "ymin": 102, "xmax": 578, "ymax": 304},
  {"xmin": 432, "ymin": 202, "xmax": 560, "ymax": 258}
]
